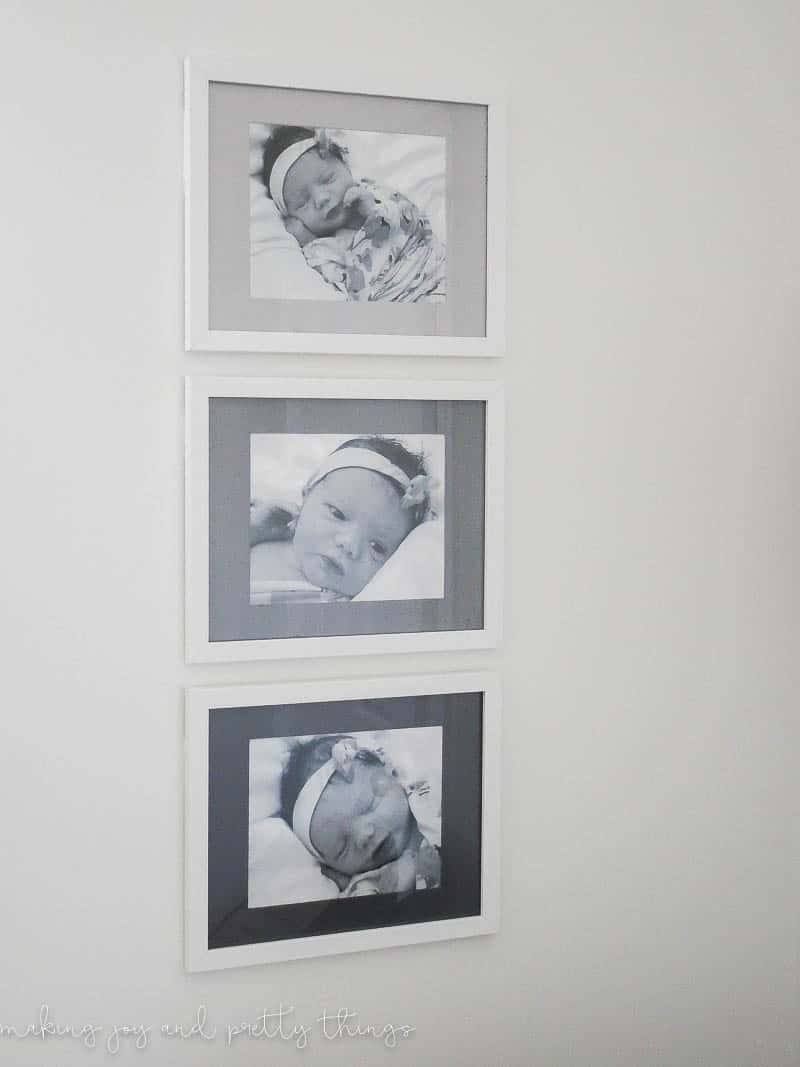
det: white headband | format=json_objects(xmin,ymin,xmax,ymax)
[
  {"xmin": 306, "ymin": 447, "xmax": 411, "ymax": 495},
  {"xmin": 269, "ymin": 137, "xmax": 316, "ymax": 216},
  {"xmin": 291, "ymin": 758, "xmax": 337, "ymax": 861},
  {"xmin": 292, "ymin": 738, "xmax": 361, "ymax": 860}
]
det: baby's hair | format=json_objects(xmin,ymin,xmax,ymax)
[
  {"xmin": 261, "ymin": 126, "xmax": 347, "ymax": 198},
  {"xmin": 333, "ymin": 436, "xmax": 431, "ymax": 525},
  {"xmin": 280, "ymin": 734, "xmax": 382, "ymax": 825}
]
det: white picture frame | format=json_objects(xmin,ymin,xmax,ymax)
[
  {"xmin": 185, "ymin": 671, "xmax": 501, "ymax": 972},
  {"xmin": 185, "ymin": 376, "xmax": 504, "ymax": 663},
  {"xmin": 184, "ymin": 56, "xmax": 507, "ymax": 356}
]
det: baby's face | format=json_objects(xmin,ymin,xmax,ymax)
[
  {"xmin": 292, "ymin": 468, "xmax": 413, "ymax": 597},
  {"xmin": 310, "ymin": 758, "xmax": 413, "ymax": 876},
  {"xmin": 282, "ymin": 147, "xmax": 356, "ymax": 237}
]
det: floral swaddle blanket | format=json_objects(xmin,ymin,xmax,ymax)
[{"xmin": 302, "ymin": 180, "xmax": 446, "ymax": 303}]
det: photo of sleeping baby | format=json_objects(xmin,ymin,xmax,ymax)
[
  {"xmin": 250, "ymin": 123, "xmax": 447, "ymax": 303},
  {"xmin": 250, "ymin": 432, "xmax": 445, "ymax": 605},
  {"xmin": 248, "ymin": 726, "xmax": 442, "ymax": 907}
]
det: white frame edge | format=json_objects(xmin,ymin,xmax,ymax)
[
  {"xmin": 185, "ymin": 376, "xmax": 504, "ymax": 663},
  {"xmin": 184, "ymin": 57, "xmax": 507, "ymax": 357},
  {"xmin": 184, "ymin": 671, "xmax": 501, "ymax": 972}
]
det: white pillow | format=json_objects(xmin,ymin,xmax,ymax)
[
  {"xmin": 248, "ymin": 817, "xmax": 339, "ymax": 908},
  {"xmin": 353, "ymin": 519, "xmax": 444, "ymax": 602},
  {"xmin": 249, "ymin": 177, "xmax": 345, "ymax": 302}
]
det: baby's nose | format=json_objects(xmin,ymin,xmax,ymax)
[{"xmin": 335, "ymin": 525, "xmax": 362, "ymax": 559}]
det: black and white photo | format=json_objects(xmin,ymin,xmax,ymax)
[
  {"xmin": 184, "ymin": 59, "xmax": 506, "ymax": 355},
  {"xmin": 185, "ymin": 377, "xmax": 502, "ymax": 663},
  {"xmin": 184, "ymin": 673, "xmax": 499, "ymax": 970},
  {"xmin": 249, "ymin": 432, "xmax": 445, "ymax": 605},
  {"xmin": 249, "ymin": 727, "xmax": 442, "ymax": 908},
  {"xmin": 250, "ymin": 124, "xmax": 446, "ymax": 304}
]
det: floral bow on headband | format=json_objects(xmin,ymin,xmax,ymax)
[
  {"xmin": 331, "ymin": 737, "xmax": 359, "ymax": 780},
  {"xmin": 315, "ymin": 128, "xmax": 349, "ymax": 158},
  {"xmin": 401, "ymin": 474, "xmax": 439, "ymax": 512}
]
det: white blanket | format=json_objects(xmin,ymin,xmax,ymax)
[{"xmin": 353, "ymin": 519, "xmax": 444, "ymax": 602}]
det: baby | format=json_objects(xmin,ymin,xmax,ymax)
[
  {"xmin": 261, "ymin": 125, "xmax": 446, "ymax": 302},
  {"xmin": 280, "ymin": 735, "xmax": 441, "ymax": 897},
  {"xmin": 250, "ymin": 436, "xmax": 435, "ymax": 602}
]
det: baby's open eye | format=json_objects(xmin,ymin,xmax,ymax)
[
  {"xmin": 326, "ymin": 503, "xmax": 346, "ymax": 521},
  {"xmin": 370, "ymin": 540, "xmax": 387, "ymax": 558}
]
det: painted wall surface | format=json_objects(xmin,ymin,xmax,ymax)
[{"xmin": 1, "ymin": 2, "xmax": 798, "ymax": 1064}]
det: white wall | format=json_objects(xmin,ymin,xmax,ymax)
[{"xmin": 1, "ymin": 2, "xmax": 798, "ymax": 1064}]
